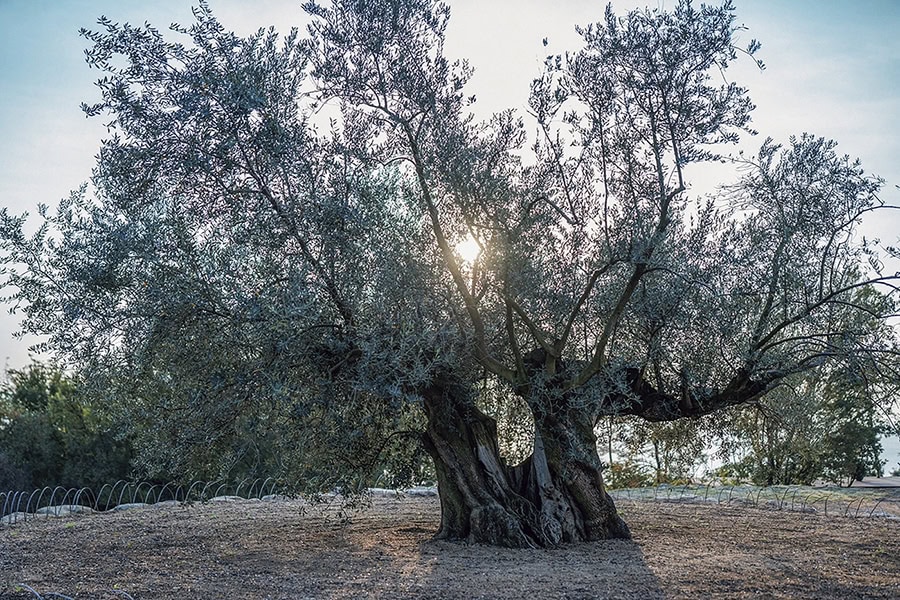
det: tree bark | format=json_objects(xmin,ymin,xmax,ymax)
[
  {"xmin": 420, "ymin": 373, "xmax": 630, "ymax": 547},
  {"xmin": 516, "ymin": 398, "xmax": 631, "ymax": 543},
  {"xmin": 420, "ymin": 376, "xmax": 543, "ymax": 547}
]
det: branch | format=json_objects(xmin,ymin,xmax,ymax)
[
  {"xmin": 557, "ymin": 261, "xmax": 619, "ymax": 354},
  {"xmin": 572, "ymin": 263, "xmax": 646, "ymax": 388},
  {"xmin": 233, "ymin": 137, "xmax": 355, "ymax": 327},
  {"xmin": 598, "ymin": 366, "xmax": 781, "ymax": 423},
  {"xmin": 753, "ymin": 275, "xmax": 900, "ymax": 353},
  {"xmin": 503, "ymin": 292, "xmax": 555, "ymax": 356},
  {"xmin": 401, "ymin": 121, "xmax": 516, "ymax": 383},
  {"xmin": 505, "ymin": 300, "xmax": 526, "ymax": 381}
]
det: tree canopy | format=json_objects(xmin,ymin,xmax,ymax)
[{"xmin": 1, "ymin": 0, "xmax": 898, "ymax": 546}]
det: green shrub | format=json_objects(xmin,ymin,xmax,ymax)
[{"xmin": 0, "ymin": 363, "xmax": 133, "ymax": 490}]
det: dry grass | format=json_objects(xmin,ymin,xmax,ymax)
[{"xmin": 1, "ymin": 494, "xmax": 898, "ymax": 599}]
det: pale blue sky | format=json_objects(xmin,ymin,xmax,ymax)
[{"xmin": 1, "ymin": 1, "xmax": 899, "ymax": 367}]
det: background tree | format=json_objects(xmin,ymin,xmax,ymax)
[
  {"xmin": 1, "ymin": 0, "xmax": 898, "ymax": 546},
  {"xmin": 716, "ymin": 381, "xmax": 825, "ymax": 486},
  {"xmin": 716, "ymin": 286, "xmax": 895, "ymax": 486},
  {"xmin": 716, "ymin": 369, "xmax": 886, "ymax": 487},
  {"xmin": 621, "ymin": 419, "xmax": 708, "ymax": 485},
  {"xmin": 0, "ymin": 363, "xmax": 133, "ymax": 490},
  {"xmin": 818, "ymin": 367, "xmax": 885, "ymax": 486},
  {"xmin": 593, "ymin": 416, "xmax": 707, "ymax": 488}
]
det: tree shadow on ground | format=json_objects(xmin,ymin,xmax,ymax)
[
  {"xmin": 3, "ymin": 496, "xmax": 899, "ymax": 599},
  {"xmin": 406, "ymin": 535, "xmax": 666, "ymax": 599}
]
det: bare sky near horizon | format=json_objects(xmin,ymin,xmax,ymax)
[{"xmin": 1, "ymin": 0, "xmax": 899, "ymax": 374}]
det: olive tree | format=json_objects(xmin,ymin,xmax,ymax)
[{"xmin": 1, "ymin": 0, "xmax": 898, "ymax": 547}]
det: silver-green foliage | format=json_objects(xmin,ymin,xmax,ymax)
[{"xmin": 0, "ymin": 0, "xmax": 897, "ymax": 487}]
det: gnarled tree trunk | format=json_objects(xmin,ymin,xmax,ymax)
[
  {"xmin": 420, "ymin": 374, "xmax": 629, "ymax": 547},
  {"xmin": 515, "ymin": 408, "xmax": 631, "ymax": 543},
  {"xmin": 420, "ymin": 361, "xmax": 775, "ymax": 547},
  {"xmin": 420, "ymin": 378, "xmax": 543, "ymax": 547}
]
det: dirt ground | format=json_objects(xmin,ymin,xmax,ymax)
[{"xmin": 1, "ymin": 494, "xmax": 898, "ymax": 599}]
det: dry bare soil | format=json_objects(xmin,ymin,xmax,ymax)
[{"xmin": 1, "ymin": 494, "xmax": 898, "ymax": 599}]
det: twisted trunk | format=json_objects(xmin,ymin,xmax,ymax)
[
  {"xmin": 420, "ymin": 374, "xmax": 629, "ymax": 547},
  {"xmin": 420, "ymin": 361, "xmax": 776, "ymax": 547},
  {"xmin": 420, "ymin": 378, "xmax": 541, "ymax": 547},
  {"xmin": 521, "ymin": 409, "xmax": 630, "ymax": 542}
]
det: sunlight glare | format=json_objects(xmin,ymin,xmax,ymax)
[{"xmin": 456, "ymin": 234, "xmax": 482, "ymax": 265}]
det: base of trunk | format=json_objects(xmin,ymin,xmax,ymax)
[{"xmin": 421, "ymin": 378, "xmax": 630, "ymax": 547}]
